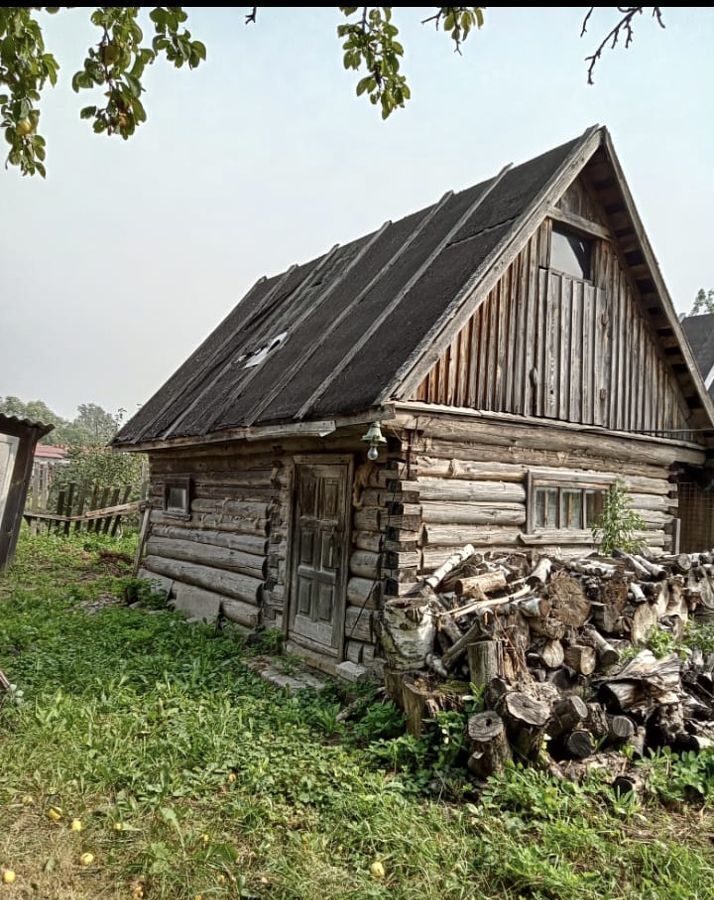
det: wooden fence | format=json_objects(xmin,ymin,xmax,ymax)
[{"xmin": 23, "ymin": 481, "xmax": 138, "ymax": 536}]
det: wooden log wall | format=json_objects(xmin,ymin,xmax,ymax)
[
  {"xmin": 142, "ymin": 442, "xmax": 282, "ymax": 629},
  {"xmin": 140, "ymin": 429, "xmax": 392, "ymax": 671},
  {"xmin": 413, "ymin": 176, "xmax": 692, "ymax": 436},
  {"xmin": 384, "ymin": 419, "xmax": 682, "ymax": 587}
]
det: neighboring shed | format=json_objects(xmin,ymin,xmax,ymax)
[
  {"xmin": 681, "ymin": 313, "xmax": 714, "ymax": 401},
  {"xmin": 115, "ymin": 125, "xmax": 714, "ymax": 675},
  {"xmin": 0, "ymin": 414, "xmax": 54, "ymax": 570}
]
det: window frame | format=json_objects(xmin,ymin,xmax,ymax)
[
  {"xmin": 163, "ymin": 476, "xmax": 192, "ymax": 518},
  {"xmin": 525, "ymin": 471, "xmax": 611, "ymax": 536},
  {"xmin": 549, "ymin": 224, "xmax": 594, "ymax": 283}
]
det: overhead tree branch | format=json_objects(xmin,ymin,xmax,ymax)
[{"xmin": 582, "ymin": 7, "xmax": 665, "ymax": 85}]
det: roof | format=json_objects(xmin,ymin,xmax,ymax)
[
  {"xmin": 681, "ymin": 314, "xmax": 714, "ymax": 399},
  {"xmin": 0, "ymin": 414, "xmax": 54, "ymax": 441},
  {"xmin": 33, "ymin": 444, "xmax": 68, "ymax": 460},
  {"xmin": 115, "ymin": 126, "xmax": 714, "ymax": 449}
]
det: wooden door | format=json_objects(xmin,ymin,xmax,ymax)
[{"xmin": 289, "ymin": 461, "xmax": 350, "ymax": 655}]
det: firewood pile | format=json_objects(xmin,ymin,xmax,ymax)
[{"xmin": 379, "ymin": 544, "xmax": 714, "ymax": 783}]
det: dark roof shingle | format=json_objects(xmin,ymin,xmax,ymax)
[{"xmin": 115, "ymin": 133, "xmax": 588, "ymax": 446}]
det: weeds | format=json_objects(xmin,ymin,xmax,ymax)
[{"xmin": 0, "ymin": 531, "xmax": 712, "ymax": 899}]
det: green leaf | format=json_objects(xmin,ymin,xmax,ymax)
[{"xmin": 80, "ymin": 106, "xmax": 97, "ymax": 120}]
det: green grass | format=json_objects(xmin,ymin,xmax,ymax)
[{"xmin": 1, "ymin": 531, "xmax": 713, "ymax": 899}]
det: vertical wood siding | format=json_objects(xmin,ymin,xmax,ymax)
[{"xmin": 414, "ymin": 182, "xmax": 690, "ymax": 434}]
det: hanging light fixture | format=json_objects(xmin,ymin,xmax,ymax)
[{"xmin": 361, "ymin": 421, "xmax": 387, "ymax": 461}]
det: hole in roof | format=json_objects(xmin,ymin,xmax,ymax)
[{"xmin": 243, "ymin": 332, "xmax": 287, "ymax": 368}]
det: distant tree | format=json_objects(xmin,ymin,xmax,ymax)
[
  {"xmin": 0, "ymin": 395, "xmax": 124, "ymax": 446},
  {"xmin": 1, "ymin": 6, "xmax": 667, "ymax": 176},
  {"xmin": 691, "ymin": 288, "xmax": 714, "ymax": 316}
]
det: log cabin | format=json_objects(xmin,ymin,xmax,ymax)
[{"xmin": 114, "ymin": 125, "xmax": 714, "ymax": 677}]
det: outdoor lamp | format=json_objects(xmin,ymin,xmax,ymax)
[{"xmin": 361, "ymin": 422, "xmax": 387, "ymax": 461}]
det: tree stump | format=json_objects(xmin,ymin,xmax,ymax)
[{"xmin": 467, "ymin": 711, "xmax": 512, "ymax": 779}]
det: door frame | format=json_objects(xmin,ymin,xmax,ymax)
[{"xmin": 284, "ymin": 453, "xmax": 354, "ymax": 661}]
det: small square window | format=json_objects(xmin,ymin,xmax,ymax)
[
  {"xmin": 551, "ymin": 226, "xmax": 592, "ymax": 280},
  {"xmin": 164, "ymin": 478, "xmax": 191, "ymax": 516}
]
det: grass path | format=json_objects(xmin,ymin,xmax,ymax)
[{"xmin": 0, "ymin": 532, "xmax": 713, "ymax": 899}]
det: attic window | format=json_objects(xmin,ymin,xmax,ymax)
[
  {"xmin": 551, "ymin": 225, "xmax": 592, "ymax": 281},
  {"xmin": 243, "ymin": 332, "xmax": 287, "ymax": 369}
]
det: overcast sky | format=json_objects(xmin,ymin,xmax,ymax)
[{"xmin": 2, "ymin": 7, "xmax": 713, "ymax": 420}]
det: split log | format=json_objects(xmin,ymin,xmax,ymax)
[
  {"xmin": 547, "ymin": 696, "xmax": 588, "ymax": 738},
  {"xmin": 629, "ymin": 601, "xmax": 658, "ymax": 645},
  {"xmin": 584, "ymin": 702, "xmax": 609, "ymax": 740},
  {"xmin": 563, "ymin": 644, "xmax": 597, "ymax": 676},
  {"xmin": 423, "ymin": 544, "xmax": 476, "ymax": 590},
  {"xmin": 599, "ymin": 651, "xmax": 681, "ymax": 712},
  {"xmin": 582, "ymin": 626, "xmax": 620, "ymax": 669},
  {"xmin": 455, "ymin": 570, "xmax": 507, "ymax": 598},
  {"xmin": 631, "ymin": 554, "xmax": 666, "ymax": 580},
  {"xmin": 467, "ymin": 641, "xmax": 504, "ymax": 687},
  {"xmin": 528, "ymin": 557, "xmax": 552, "ymax": 586},
  {"xmin": 467, "ymin": 712, "xmax": 513, "ymax": 779},
  {"xmin": 538, "ymin": 640, "xmax": 565, "ymax": 669},
  {"xmin": 498, "ymin": 691, "xmax": 551, "ymax": 759},
  {"xmin": 629, "ymin": 582, "xmax": 646, "ymax": 603},
  {"xmin": 590, "ymin": 602, "xmax": 621, "ymax": 635}
]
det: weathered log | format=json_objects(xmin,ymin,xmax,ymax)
[
  {"xmin": 538, "ymin": 639, "xmax": 565, "ymax": 669},
  {"xmin": 590, "ymin": 602, "xmax": 621, "ymax": 634},
  {"xmin": 563, "ymin": 644, "xmax": 597, "ymax": 676},
  {"xmin": 629, "ymin": 582, "xmax": 646, "ymax": 603},
  {"xmin": 547, "ymin": 696, "xmax": 588, "ymax": 738},
  {"xmin": 467, "ymin": 640, "xmax": 504, "ymax": 687},
  {"xmin": 425, "ymin": 652, "xmax": 448, "ymax": 678},
  {"xmin": 631, "ymin": 554, "xmax": 666, "ymax": 580},
  {"xmin": 422, "ymin": 526, "xmax": 522, "ymax": 549},
  {"xmin": 423, "ymin": 544, "xmax": 476, "ymax": 590},
  {"xmin": 528, "ymin": 557, "xmax": 552, "ymax": 586},
  {"xmin": 629, "ymin": 601, "xmax": 658, "ymax": 644},
  {"xmin": 582, "ymin": 626, "xmax": 620, "ymax": 669},
  {"xmin": 349, "ymin": 550, "xmax": 381, "ymax": 579},
  {"xmin": 442, "ymin": 619, "xmax": 482, "ymax": 669},
  {"xmin": 599, "ymin": 651, "xmax": 681, "ymax": 712},
  {"xmin": 553, "ymin": 729, "xmax": 595, "ymax": 760},
  {"xmin": 607, "ymin": 715, "xmax": 636, "ymax": 745},
  {"xmin": 416, "ymin": 478, "xmax": 526, "ymax": 504},
  {"xmin": 150, "ymin": 524, "xmax": 268, "ymax": 556},
  {"xmin": 146, "ymin": 536, "xmax": 266, "ymax": 580},
  {"xmin": 379, "ymin": 601, "xmax": 433, "ymax": 671},
  {"xmin": 347, "ymin": 576, "xmax": 379, "ymax": 608},
  {"xmin": 584, "ymin": 702, "xmax": 609, "ymax": 740},
  {"xmin": 467, "ymin": 712, "xmax": 513, "ymax": 779},
  {"xmin": 529, "ymin": 616, "xmax": 566, "ymax": 640},
  {"xmin": 444, "ymin": 589, "xmax": 544, "ymax": 622},
  {"xmin": 498, "ymin": 691, "xmax": 551, "ymax": 759},
  {"xmin": 455, "ymin": 570, "xmax": 507, "ymax": 598},
  {"xmin": 142, "ymin": 555, "xmax": 261, "ymax": 604},
  {"xmin": 421, "ymin": 502, "xmax": 526, "ymax": 526},
  {"xmin": 344, "ymin": 605, "xmax": 374, "ymax": 644}
]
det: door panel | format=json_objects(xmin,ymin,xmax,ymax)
[{"xmin": 289, "ymin": 462, "xmax": 350, "ymax": 655}]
